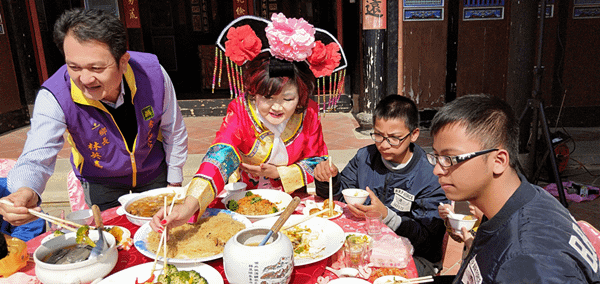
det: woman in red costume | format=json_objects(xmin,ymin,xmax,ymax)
[{"xmin": 150, "ymin": 13, "xmax": 347, "ymax": 231}]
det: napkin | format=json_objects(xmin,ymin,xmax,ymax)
[
  {"xmin": 369, "ymin": 234, "xmax": 414, "ymax": 268},
  {"xmin": 0, "ymin": 272, "xmax": 41, "ymax": 284}
]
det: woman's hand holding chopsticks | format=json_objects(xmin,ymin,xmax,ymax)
[{"xmin": 150, "ymin": 196, "xmax": 199, "ymax": 233}]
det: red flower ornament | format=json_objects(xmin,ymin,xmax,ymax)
[
  {"xmin": 307, "ymin": 41, "xmax": 341, "ymax": 78},
  {"xmin": 224, "ymin": 25, "xmax": 262, "ymax": 65}
]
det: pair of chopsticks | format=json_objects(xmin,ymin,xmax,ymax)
[
  {"xmin": 150, "ymin": 196, "xmax": 177, "ymax": 278},
  {"xmin": 395, "ymin": 276, "xmax": 434, "ymax": 283},
  {"xmin": 281, "ymin": 207, "xmax": 328, "ymax": 231},
  {"xmin": 0, "ymin": 199, "xmax": 91, "ymax": 233}
]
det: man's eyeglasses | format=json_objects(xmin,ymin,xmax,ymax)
[
  {"xmin": 426, "ymin": 149, "xmax": 499, "ymax": 168},
  {"xmin": 370, "ymin": 132, "xmax": 411, "ymax": 146}
]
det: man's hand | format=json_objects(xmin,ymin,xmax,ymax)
[
  {"xmin": 313, "ymin": 160, "xmax": 338, "ymax": 182},
  {"xmin": 346, "ymin": 186, "xmax": 388, "ymax": 219},
  {"xmin": 0, "ymin": 187, "xmax": 41, "ymax": 226},
  {"xmin": 239, "ymin": 163, "xmax": 279, "ymax": 179}
]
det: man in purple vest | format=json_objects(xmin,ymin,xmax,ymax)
[{"xmin": 0, "ymin": 8, "xmax": 187, "ymax": 225}]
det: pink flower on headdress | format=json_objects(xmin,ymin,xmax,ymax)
[
  {"xmin": 265, "ymin": 13, "xmax": 316, "ymax": 62},
  {"xmin": 307, "ymin": 41, "xmax": 341, "ymax": 77},
  {"xmin": 224, "ymin": 25, "xmax": 262, "ymax": 65}
]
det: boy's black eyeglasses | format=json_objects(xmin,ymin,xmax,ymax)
[
  {"xmin": 426, "ymin": 149, "xmax": 499, "ymax": 168},
  {"xmin": 370, "ymin": 132, "xmax": 411, "ymax": 146}
]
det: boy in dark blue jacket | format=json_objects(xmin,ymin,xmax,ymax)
[
  {"xmin": 315, "ymin": 95, "xmax": 448, "ymax": 276},
  {"xmin": 429, "ymin": 94, "xmax": 599, "ymax": 283}
]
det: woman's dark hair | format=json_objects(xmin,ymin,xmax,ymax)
[
  {"xmin": 244, "ymin": 53, "xmax": 316, "ymax": 113},
  {"xmin": 53, "ymin": 8, "xmax": 127, "ymax": 66},
  {"xmin": 373, "ymin": 95, "xmax": 419, "ymax": 131}
]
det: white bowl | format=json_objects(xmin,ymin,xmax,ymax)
[
  {"xmin": 224, "ymin": 182, "xmax": 247, "ymax": 192},
  {"xmin": 34, "ymin": 230, "xmax": 118, "ymax": 284},
  {"xmin": 66, "ymin": 209, "xmax": 94, "ymax": 226},
  {"xmin": 448, "ymin": 213, "xmax": 478, "ymax": 233},
  {"xmin": 342, "ymin": 188, "xmax": 369, "ymax": 206},
  {"xmin": 116, "ymin": 187, "xmax": 185, "ymax": 226}
]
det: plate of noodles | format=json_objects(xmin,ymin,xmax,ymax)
[
  {"xmin": 253, "ymin": 214, "xmax": 345, "ymax": 266},
  {"xmin": 133, "ymin": 208, "xmax": 252, "ymax": 264},
  {"xmin": 221, "ymin": 189, "xmax": 293, "ymax": 221},
  {"xmin": 98, "ymin": 262, "xmax": 224, "ymax": 284}
]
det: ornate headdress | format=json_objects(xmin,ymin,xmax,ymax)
[{"xmin": 212, "ymin": 13, "xmax": 347, "ymax": 113}]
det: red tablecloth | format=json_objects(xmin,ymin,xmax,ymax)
[{"xmin": 23, "ymin": 194, "xmax": 417, "ymax": 283}]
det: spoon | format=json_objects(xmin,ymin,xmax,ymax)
[
  {"xmin": 258, "ymin": 196, "xmax": 301, "ymax": 246},
  {"xmin": 439, "ymin": 202, "xmax": 459, "ymax": 219},
  {"xmin": 326, "ymin": 266, "xmax": 359, "ymax": 278}
]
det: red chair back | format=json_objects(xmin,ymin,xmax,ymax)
[{"xmin": 577, "ymin": 220, "xmax": 600, "ymax": 259}]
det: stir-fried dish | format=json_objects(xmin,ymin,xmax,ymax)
[
  {"xmin": 282, "ymin": 225, "xmax": 324, "ymax": 258},
  {"xmin": 226, "ymin": 192, "xmax": 279, "ymax": 215},
  {"xmin": 127, "ymin": 193, "xmax": 184, "ymax": 217}
]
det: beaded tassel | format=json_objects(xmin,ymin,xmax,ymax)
[
  {"xmin": 225, "ymin": 58, "xmax": 234, "ymax": 99},
  {"xmin": 218, "ymin": 49, "xmax": 223, "ymax": 88},
  {"xmin": 212, "ymin": 48, "xmax": 219, "ymax": 93}
]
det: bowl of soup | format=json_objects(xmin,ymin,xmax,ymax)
[
  {"xmin": 448, "ymin": 213, "xmax": 478, "ymax": 233},
  {"xmin": 33, "ymin": 230, "xmax": 117, "ymax": 284},
  {"xmin": 117, "ymin": 187, "xmax": 186, "ymax": 226}
]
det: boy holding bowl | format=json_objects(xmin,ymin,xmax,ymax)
[{"xmin": 314, "ymin": 95, "xmax": 448, "ymax": 276}]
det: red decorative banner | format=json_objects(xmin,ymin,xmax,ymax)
[
  {"xmin": 124, "ymin": 0, "xmax": 141, "ymax": 28},
  {"xmin": 363, "ymin": 0, "xmax": 386, "ymax": 30}
]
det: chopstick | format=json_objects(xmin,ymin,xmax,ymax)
[
  {"xmin": 282, "ymin": 208, "xmax": 328, "ymax": 230},
  {"xmin": 0, "ymin": 199, "xmax": 87, "ymax": 232},
  {"xmin": 395, "ymin": 276, "xmax": 434, "ymax": 283},
  {"xmin": 328, "ymin": 157, "xmax": 333, "ymax": 216},
  {"xmin": 150, "ymin": 195, "xmax": 176, "ymax": 278}
]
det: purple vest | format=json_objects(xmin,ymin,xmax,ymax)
[{"xmin": 42, "ymin": 51, "xmax": 166, "ymax": 187}]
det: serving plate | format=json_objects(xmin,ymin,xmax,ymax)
[
  {"xmin": 133, "ymin": 208, "xmax": 252, "ymax": 264},
  {"xmin": 98, "ymin": 262, "xmax": 224, "ymax": 284},
  {"xmin": 253, "ymin": 214, "xmax": 345, "ymax": 266},
  {"xmin": 221, "ymin": 189, "xmax": 293, "ymax": 221},
  {"xmin": 302, "ymin": 202, "xmax": 343, "ymax": 220}
]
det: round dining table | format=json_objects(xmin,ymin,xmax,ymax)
[{"xmin": 20, "ymin": 192, "xmax": 418, "ymax": 284}]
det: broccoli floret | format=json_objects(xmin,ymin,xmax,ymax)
[
  {"xmin": 53, "ymin": 230, "xmax": 65, "ymax": 237},
  {"xmin": 271, "ymin": 207, "xmax": 279, "ymax": 214},
  {"xmin": 167, "ymin": 271, "xmax": 190, "ymax": 284},
  {"xmin": 75, "ymin": 225, "xmax": 95, "ymax": 247},
  {"xmin": 156, "ymin": 273, "xmax": 170, "ymax": 284},
  {"xmin": 187, "ymin": 270, "xmax": 208, "ymax": 284},
  {"xmin": 226, "ymin": 200, "xmax": 239, "ymax": 211},
  {"xmin": 164, "ymin": 263, "xmax": 178, "ymax": 275},
  {"xmin": 250, "ymin": 196, "xmax": 262, "ymax": 204},
  {"xmin": 245, "ymin": 191, "xmax": 254, "ymax": 197}
]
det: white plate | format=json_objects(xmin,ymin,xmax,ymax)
[
  {"xmin": 253, "ymin": 214, "xmax": 345, "ymax": 266},
  {"xmin": 133, "ymin": 208, "xmax": 252, "ymax": 264},
  {"xmin": 302, "ymin": 203, "xmax": 343, "ymax": 220},
  {"xmin": 329, "ymin": 278, "xmax": 371, "ymax": 284},
  {"xmin": 221, "ymin": 189, "xmax": 293, "ymax": 221},
  {"xmin": 98, "ymin": 262, "xmax": 224, "ymax": 284},
  {"xmin": 373, "ymin": 275, "xmax": 408, "ymax": 284}
]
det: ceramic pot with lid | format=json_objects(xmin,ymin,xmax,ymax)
[{"xmin": 223, "ymin": 227, "xmax": 294, "ymax": 284}]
